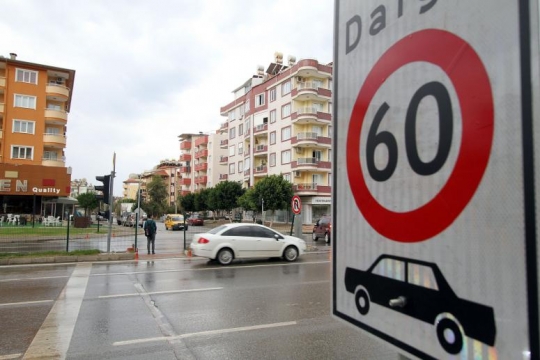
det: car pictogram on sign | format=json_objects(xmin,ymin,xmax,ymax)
[{"xmin": 344, "ymin": 254, "xmax": 496, "ymax": 354}]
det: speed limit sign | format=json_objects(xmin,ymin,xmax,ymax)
[{"xmin": 333, "ymin": 1, "xmax": 540, "ymax": 359}]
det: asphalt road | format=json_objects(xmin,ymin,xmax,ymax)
[{"xmin": 0, "ymin": 253, "xmax": 399, "ymax": 360}]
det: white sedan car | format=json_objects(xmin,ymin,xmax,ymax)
[{"xmin": 191, "ymin": 223, "xmax": 307, "ymax": 265}]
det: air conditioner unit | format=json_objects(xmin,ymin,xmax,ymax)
[
  {"xmin": 294, "ymin": 171, "xmax": 301, "ymax": 177},
  {"xmin": 56, "ymin": 77, "xmax": 64, "ymax": 83},
  {"xmin": 295, "ymin": 148, "xmax": 304, "ymax": 154},
  {"xmin": 296, "ymin": 76, "xmax": 304, "ymax": 82}
]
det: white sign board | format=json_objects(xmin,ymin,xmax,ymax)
[{"xmin": 333, "ymin": 1, "xmax": 540, "ymax": 359}]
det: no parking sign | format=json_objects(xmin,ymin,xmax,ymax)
[{"xmin": 333, "ymin": 1, "xmax": 540, "ymax": 359}]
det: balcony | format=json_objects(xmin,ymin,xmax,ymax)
[
  {"xmin": 220, "ymin": 139, "xmax": 228, "ymax": 148},
  {"xmin": 254, "ymin": 144, "xmax": 268, "ymax": 155},
  {"xmin": 244, "ymin": 128, "xmax": 251, "ymax": 139},
  {"xmin": 195, "ymin": 149, "xmax": 209, "ymax": 159},
  {"xmin": 42, "ymin": 156, "xmax": 65, "ymax": 167},
  {"xmin": 44, "ymin": 109, "xmax": 68, "ymax": 125},
  {"xmin": 181, "ymin": 190, "xmax": 191, "ymax": 196},
  {"xmin": 220, "ymin": 156, "xmax": 228, "ymax": 164},
  {"xmin": 293, "ymin": 183, "xmax": 331, "ymax": 195},
  {"xmin": 195, "ymin": 135, "xmax": 209, "ymax": 147},
  {"xmin": 291, "ymin": 82, "xmax": 331, "ymax": 102},
  {"xmin": 194, "ymin": 162, "xmax": 208, "ymax": 172},
  {"xmin": 0, "ymin": 77, "xmax": 5, "ymax": 89},
  {"xmin": 180, "ymin": 141, "xmax": 192, "ymax": 150},
  {"xmin": 254, "ymin": 165, "xmax": 267, "ymax": 176},
  {"xmin": 195, "ymin": 176, "xmax": 207, "ymax": 184},
  {"xmin": 180, "ymin": 178, "xmax": 191, "ymax": 186},
  {"xmin": 219, "ymin": 122, "xmax": 228, "ymax": 133},
  {"xmin": 291, "ymin": 133, "xmax": 331, "ymax": 148},
  {"xmin": 291, "ymin": 158, "xmax": 332, "ymax": 171},
  {"xmin": 293, "ymin": 59, "xmax": 333, "ymax": 78},
  {"xmin": 180, "ymin": 166, "xmax": 191, "ymax": 174},
  {"xmin": 43, "ymin": 133, "xmax": 66, "ymax": 147},
  {"xmin": 291, "ymin": 108, "xmax": 331, "ymax": 125},
  {"xmin": 253, "ymin": 123, "xmax": 268, "ymax": 134},
  {"xmin": 0, "ymin": 103, "xmax": 3, "ymax": 114},
  {"xmin": 179, "ymin": 153, "xmax": 192, "ymax": 162},
  {"xmin": 45, "ymin": 84, "xmax": 69, "ymax": 102},
  {"xmin": 219, "ymin": 174, "xmax": 228, "ymax": 180}
]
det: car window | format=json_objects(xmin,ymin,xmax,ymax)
[
  {"xmin": 172, "ymin": 216, "xmax": 183, "ymax": 221},
  {"xmin": 371, "ymin": 258, "xmax": 405, "ymax": 281},
  {"xmin": 222, "ymin": 227, "xmax": 244, "ymax": 236},
  {"xmin": 256, "ymin": 227, "xmax": 279, "ymax": 238},
  {"xmin": 208, "ymin": 225, "xmax": 228, "ymax": 234},
  {"xmin": 408, "ymin": 263, "xmax": 439, "ymax": 290}
]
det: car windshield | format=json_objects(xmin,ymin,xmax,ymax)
[
  {"xmin": 208, "ymin": 225, "xmax": 228, "ymax": 234},
  {"xmin": 172, "ymin": 216, "xmax": 183, "ymax": 221}
]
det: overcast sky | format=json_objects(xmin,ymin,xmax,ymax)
[{"xmin": 1, "ymin": 0, "xmax": 334, "ymax": 195}]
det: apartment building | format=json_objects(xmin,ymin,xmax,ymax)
[
  {"xmin": 0, "ymin": 53, "xmax": 75, "ymax": 216},
  {"xmin": 178, "ymin": 131, "xmax": 227, "ymax": 195},
  {"xmin": 220, "ymin": 53, "xmax": 333, "ymax": 224}
]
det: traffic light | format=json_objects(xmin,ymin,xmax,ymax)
[{"xmin": 95, "ymin": 175, "xmax": 111, "ymax": 204}]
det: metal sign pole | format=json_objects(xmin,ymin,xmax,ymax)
[{"xmin": 107, "ymin": 154, "xmax": 115, "ymax": 252}]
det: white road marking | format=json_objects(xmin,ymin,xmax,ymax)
[
  {"xmin": 0, "ymin": 354, "xmax": 23, "ymax": 359},
  {"xmin": 0, "ymin": 275, "xmax": 69, "ymax": 283},
  {"xmin": 98, "ymin": 287, "xmax": 223, "ymax": 299},
  {"xmin": 0, "ymin": 300, "xmax": 53, "ymax": 307},
  {"xmin": 113, "ymin": 321, "xmax": 297, "ymax": 346},
  {"xmin": 91, "ymin": 260, "xmax": 330, "ymax": 277},
  {"xmin": 22, "ymin": 263, "xmax": 92, "ymax": 360}
]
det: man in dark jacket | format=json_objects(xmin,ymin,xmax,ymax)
[{"xmin": 144, "ymin": 216, "xmax": 157, "ymax": 254}]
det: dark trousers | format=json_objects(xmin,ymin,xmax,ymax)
[{"xmin": 147, "ymin": 234, "xmax": 155, "ymax": 254}]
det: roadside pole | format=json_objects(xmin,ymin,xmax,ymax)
[{"xmin": 106, "ymin": 154, "xmax": 116, "ymax": 253}]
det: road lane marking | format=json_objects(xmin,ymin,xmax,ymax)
[
  {"xmin": 91, "ymin": 260, "xmax": 331, "ymax": 277},
  {"xmin": 0, "ymin": 275, "xmax": 69, "ymax": 283},
  {"xmin": 0, "ymin": 300, "xmax": 53, "ymax": 307},
  {"xmin": 23, "ymin": 263, "xmax": 91, "ymax": 360},
  {"xmin": 113, "ymin": 321, "xmax": 297, "ymax": 346},
  {"xmin": 0, "ymin": 354, "xmax": 22, "ymax": 359},
  {"xmin": 98, "ymin": 287, "xmax": 223, "ymax": 299}
]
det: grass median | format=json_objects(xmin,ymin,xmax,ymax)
[{"xmin": 0, "ymin": 249, "xmax": 101, "ymax": 259}]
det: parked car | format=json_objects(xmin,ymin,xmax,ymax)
[
  {"xmin": 164, "ymin": 214, "xmax": 188, "ymax": 231},
  {"xmin": 191, "ymin": 223, "xmax": 306, "ymax": 265},
  {"xmin": 344, "ymin": 254, "xmax": 496, "ymax": 354},
  {"xmin": 187, "ymin": 214, "xmax": 204, "ymax": 226},
  {"xmin": 312, "ymin": 215, "xmax": 332, "ymax": 243}
]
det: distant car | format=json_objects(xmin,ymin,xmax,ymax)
[
  {"xmin": 312, "ymin": 215, "xmax": 332, "ymax": 243},
  {"xmin": 344, "ymin": 254, "xmax": 496, "ymax": 354},
  {"xmin": 187, "ymin": 214, "xmax": 204, "ymax": 226},
  {"xmin": 190, "ymin": 223, "xmax": 306, "ymax": 265},
  {"xmin": 164, "ymin": 214, "xmax": 188, "ymax": 231}
]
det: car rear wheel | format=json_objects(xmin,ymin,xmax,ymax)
[
  {"xmin": 217, "ymin": 248, "xmax": 234, "ymax": 266},
  {"xmin": 312, "ymin": 232, "xmax": 318, "ymax": 241},
  {"xmin": 325, "ymin": 233, "xmax": 331, "ymax": 244},
  {"xmin": 355, "ymin": 289, "xmax": 370, "ymax": 315},
  {"xmin": 436, "ymin": 318, "xmax": 463, "ymax": 354},
  {"xmin": 283, "ymin": 246, "xmax": 299, "ymax": 262}
]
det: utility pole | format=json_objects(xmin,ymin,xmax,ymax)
[
  {"xmin": 134, "ymin": 175, "xmax": 142, "ymax": 251},
  {"xmin": 106, "ymin": 153, "xmax": 116, "ymax": 253}
]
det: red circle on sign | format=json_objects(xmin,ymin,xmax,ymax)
[
  {"xmin": 347, "ymin": 29, "xmax": 494, "ymax": 242},
  {"xmin": 292, "ymin": 195, "xmax": 302, "ymax": 215}
]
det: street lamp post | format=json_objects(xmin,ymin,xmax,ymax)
[{"xmin": 134, "ymin": 176, "xmax": 142, "ymax": 251}]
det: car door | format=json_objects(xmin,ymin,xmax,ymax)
[
  {"xmin": 247, "ymin": 226, "xmax": 283, "ymax": 257},
  {"xmin": 221, "ymin": 226, "xmax": 255, "ymax": 258}
]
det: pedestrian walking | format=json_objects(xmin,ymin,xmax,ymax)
[{"xmin": 144, "ymin": 215, "xmax": 157, "ymax": 254}]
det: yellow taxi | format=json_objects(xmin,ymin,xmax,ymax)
[{"xmin": 164, "ymin": 214, "xmax": 188, "ymax": 231}]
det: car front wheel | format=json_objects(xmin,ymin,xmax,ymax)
[
  {"xmin": 283, "ymin": 246, "xmax": 299, "ymax": 262},
  {"xmin": 217, "ymin": 248, "xmax": 234, "ymax": 265},
  {"xmin": 355, "ymin": 288, "xmax": 370, "ymax": 315},
  {"xmin": 436, "ymin": 318, "xmax": 463, "ymax": 355},
  {"xmin": 325, "ymin": 233, "xmax": 331, "ymax": 244},
  {"xmin": 312, "ymin": 232, "xmax": 318, "ymax": 241}
]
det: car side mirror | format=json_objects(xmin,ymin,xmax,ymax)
[
  {"xmin": 274, "ymin": 234, "xmax": 282, "ymax": 241},
  {"xmin": 315, "ymin": 221, "xmax": 320, "ymax": 226}
]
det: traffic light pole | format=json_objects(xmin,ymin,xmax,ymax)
[{"xmin": 106, "ymin": 170, "xmax": 114, "ymax": 253}]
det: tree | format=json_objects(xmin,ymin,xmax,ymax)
[
  {"xmin": 251, "ymin": 175, "xmax": 294, "ymax": 226},
  {"xmin": 146, "ymin": 175, "xmax": 168, "ymax": 217},
  {"xmin": 76, "ymin": 192, "xmax": 99, "ymax": 216},
  {"xmin": 194, "ymin": 188, "xmax": 211, "ymax": 213},
  {"xmin": 207, "ymin": 181, "xmax": 244, "ymax": 220},
  {"xmin": 179, "ymin": 193, "xmax": 196, "ymax": 213}
]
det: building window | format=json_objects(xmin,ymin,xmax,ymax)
[
  {"xmin": 229, "ymin": 145, "xmax": 236, "ymax": 157},
  {"xmin": 14, "ymin": 94, "xmax": 37, "ymax": 109},
  {"xmin": 269, "ymin": 88, "xmax": 276, "ymax": 102},
  {"xmin": 270, "ymin": 131, "xmax": 276, "ymax": 145},
  {"xmin": 16, "ymin": 69, "xmax": 38, "ymax": 84},
  {"xmin": 43, "ymin": 151, "xmax": 58, "ymax": 160},
  {"xmin": 281, "ymin": 150, "xmax": 291, "ymax": 164},
  {"xmin": 12, "ymin": 146, "xmax": 33, "ymax": 160},
  {"xmin": 283, "ymin": 173, "xmax": 291, "ymax": 182},
  {"xmin": 282, "ymin": 81, "xmax": 291, "ymax": 95},
  {"xmin": 239, "ymin": 123, "xmax": 243, "ymax": 135},
  {"xmin": 229, "ymin": 163, "xmax": 235, "ymax": 175},
  {"xmin": 238, "ymin": 142, "xmax": 243, "ymax": 155},
  {"xmin": 45, "ymin": 127, "xmax": 61, "ymax": 135},
  {"xmin": 13, "ymin": 120, "xmax": 35, "ymax": 134},
  {"xmin": 270, "ymin": 110, "xmax": 276, "ymax": 124},
  {"xmin": 244, "ymin": 99, "xmax": 250, "ymax": 113},
  {"xmin": 256, "ymin": 93, "xmax": 265, "ymax": 107},
  {"xmin": 269, "ymin": 153, "xmax": 276, "ymax": 167},
  {"xmin": 281, "ymin": 126, "xmax": 291, "ymax": 141},
  {"xmin": 238, "ymin": 161, "xmax": 243, "ymax": 172},
  {"xmin": 229, "ymin": 110, "xmax": 236, "ymax": 121},
  {"xmin": 281, "ymin": 103, "xmax": 291, "ymax": 118},
  {"xmin": 229, "ymin": 127, "xmax": 236, "ymax": 140}
]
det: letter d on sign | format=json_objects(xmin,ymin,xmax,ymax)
[{"xmin": 346, "ymin": 15, "xmax": 362, "ymax": 54}]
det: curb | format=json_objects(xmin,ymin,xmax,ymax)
[{"xmin": 0, "ymin": 253, "xmax": 136, "ymax": 266}]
